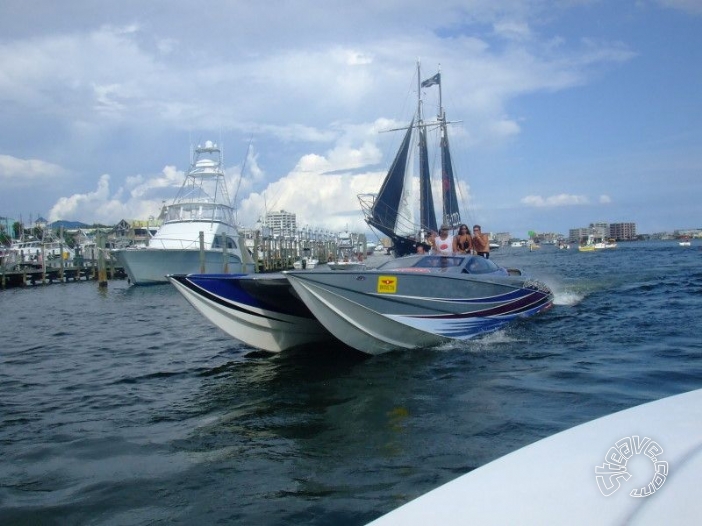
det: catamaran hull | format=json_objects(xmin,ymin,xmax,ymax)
[
  {"xmin": 115, "ymin": 249, "xmax": 255, "ymax": 285},
  {"xmin": 168, "ymin": 273, "xmax": 338, "ymax": 352},
  {"xmin": 285, "ymin": 271, "xmax": 553, "ymax": 355}
]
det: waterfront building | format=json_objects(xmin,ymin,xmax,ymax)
[
  {"xmin": 609, "ymin": 222, "xmax": 637, "ymax": 241},
  {"xmin": 265, "ymin": 210, "xmax": 297, "ymax": 238},
  {"xmin": 568, "ymin": 227, "xmax": 590, "ymax": 243}
]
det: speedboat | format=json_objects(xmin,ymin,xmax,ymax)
[
  {"xmin": 284, "ymin": 254, "xmax": 553, "ymax": 355},
  {"xmin": 168, "ymin": 273, "xmax": 341, "ymax": 352},
  {"xmin": 114, "ymin": 141, "xmax": 256, "ymax": 285}
]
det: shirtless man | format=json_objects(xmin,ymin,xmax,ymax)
[{"xmin": 472, "ymin": 224, "xmax": 490, "ymax": 259}]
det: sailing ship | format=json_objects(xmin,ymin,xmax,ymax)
[{"xmin": 359, "ymin": 63, "xmax": 463, "ymax": 257}]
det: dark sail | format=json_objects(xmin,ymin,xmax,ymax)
[
  {"xmin": 369, "ymin": 119, "xmax": 414, "ymax": 231},
  {"xmin": 359, "ymin": 63, "xmax": 463, "ymax": 258},
  {"xmin": 440, "ymin": 122, "xmax": 461, "ymax": 228},
  {"xmin": 418, "ymin": 125, "xmax": 438, "ymax": 233}
]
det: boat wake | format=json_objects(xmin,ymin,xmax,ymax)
[
  {"xmin": 543, "ymin": 279, "xmax": 584, "ymax": 306},
  {"xmin": 553, "ymin": 290, "xmax": 584, "ymax": 306},
  {"xmin": 432, "ymin": 329, "xmax": 520, "ymax": 353}
]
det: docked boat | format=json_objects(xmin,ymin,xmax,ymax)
[
  {"xmin": 7, "ymin": 235, "xmax": 74, "ymax": 268},
  {"xmin": 285, "ymin": 254, "xmax": 553, "ymax": 355},
  {"xmin": 168, "ymin": 273, "xmax": 340, "ymax": 352},
  {"xmin": 114, "ymin": 141, "xmax": 255, "ymax": 285},
  {"xmin": 358, "ymin": 63, "xmax": 463, "ymax": 257},
  {"xmin": 327, "ymin": 260, "xmax": 367, "ymax": 271},
  {"xmin": 292, "ymin": 256, "xmax": 319, "ymax": 270}
]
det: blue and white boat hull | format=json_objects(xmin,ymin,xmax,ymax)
[
  {"xmin": 169, "ymin": 273, "xmax": 338, "ymax": 352},
  {"xmin": 285, "ymin": 255, "xmax": 553, "ymax": 355}
]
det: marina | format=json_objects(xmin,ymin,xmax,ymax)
[
  {"xmin": 1, "ymin": 240, "xmax": 700, "ymax": 524},
  {"xmin": 0, "ymin": 229, "xmax": 370, "ymax": 289}
]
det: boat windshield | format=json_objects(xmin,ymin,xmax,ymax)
[
  {"xmin": 164, "ymin": 203, "xmax": 233, "ymax": 223},
  {"xmin": 378, "ymin": 254, "xmax": 503, "ymax": 274}
]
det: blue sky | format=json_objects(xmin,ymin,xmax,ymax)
[{"xmin": 0, "ymin": 0, "xmax": 700, "ymax": 238}]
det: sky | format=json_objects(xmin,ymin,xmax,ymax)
[{"xmin": 1, "ymin": 0, "xmax": 700, "ymax": 239}]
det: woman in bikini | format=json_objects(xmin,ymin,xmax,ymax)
[{"xmin": 453, "ymin": 224, "xmax": 473, "ymax": 255}]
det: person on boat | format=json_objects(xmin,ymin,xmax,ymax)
[
  {"xmin": 453, "ymin": 224, "xmax": 473, "ymax": 255},
  {"xmin": 416, "ymin": 245, "xmax": 426, "ymax": 254},
  {"xmin": 430, "ymin": 224, "xmax": 454, "ymax": 256},
  {"xmin": 472, "ymin": 225, "xmax": 490, "ymax": 259}
]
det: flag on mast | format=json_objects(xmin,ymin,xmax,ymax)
[{"xmin": 421, "ymin": 73, "xmax": 441, "ymax": 87}]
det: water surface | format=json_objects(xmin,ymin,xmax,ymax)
[{"xmin": 1, "ymin": 241, "xmax": 701, "ymax": 524}]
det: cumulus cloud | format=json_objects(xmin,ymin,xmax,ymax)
[
  {"xmin": 599, "ymin": 194, "xmax": 612, "ymax": 204},
  {"xmin": 0, "ymin": 154, "xmax": 68, "ymax": 188},
  {"xmin": 521, "ymin": 194, "xmax": 590, "ymax": 207},
  {"xmin": 237, "ymin": 148, "xmax": 385, "ymax": 233},
  {"xmin": 47, "ymin": 165, "xmax": 185, "ymax": 223}
]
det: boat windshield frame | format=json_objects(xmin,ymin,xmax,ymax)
[
  {"xmin": 163, "ymin": 202, "xmax": 234, "ymax": 224},
  {"xmin": 377, "ymin": 254, "xmax": 504, "ymax": 274}
]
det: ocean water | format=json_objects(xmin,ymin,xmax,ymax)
[{"xmin": 1, "ymin": 240, "xmax": 701, "ymax": 525}]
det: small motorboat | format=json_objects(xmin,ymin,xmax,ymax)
[
  {"xmin": 292, "ymin": 256, "xmax": 319, "ymax": 269},
  {"xmin": 284, "ymin": 254, "xmax": 553, "ymax": 355},
  {"xmin": 168, "ymin": 273, "xmax": 340, "ymax": 352}
]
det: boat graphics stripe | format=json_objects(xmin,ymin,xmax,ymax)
[
  {"xmin": 392, "ymin": 302, "xmax": 552, "ymax": 339},
  {"xmin": 171, "ymin": 275, "xmax": 315, "ymax": 324},
  {"xmin": 413, "ymin": 290, "xmax": 553, "ymax": 319}
]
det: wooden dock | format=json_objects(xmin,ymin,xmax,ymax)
[{"xmin": 0, "ymin": 262, "xmax": 127, "ymax": 289}]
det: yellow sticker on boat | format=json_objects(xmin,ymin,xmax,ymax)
[{"xmin": 377, "ymin": 275, "xmax": 397, "ymax": 294}]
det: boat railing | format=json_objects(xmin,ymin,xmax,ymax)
[{"xmin": 147, "ymin": 235, "xmax": 240, "ymax": 252}]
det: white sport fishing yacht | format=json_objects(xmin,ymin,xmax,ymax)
[{"xmin": 114, "ymin": 141, "xmax": 255, "ymax": 285}]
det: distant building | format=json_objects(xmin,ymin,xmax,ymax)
[
  {"xmin": 609, "ymin": 222, "xmax": 637, "ymax": 241},
  {"xmin": 568, "ymin": 227, "xmax": 590, "ymax": 243},
  {"xmin": 265, "ymin": 210, "xmax": 297, "ymax": 238},
  {"xmin": 494, "ymin": 232, "xmax": 511, "ymax": 246},
  {"xmin": 569, "ymin": 221, "xmax": 638, "ymax": 242},
  {"xmin": 0, "ymin": 216, "xmax": 19, "ymax": 239},
  {"xmin": 590, "ymin": 222, "xmax": 609, "ymax": 239}
]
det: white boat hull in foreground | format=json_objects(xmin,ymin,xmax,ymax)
[{"xmin": 368, "ymin": 388, "xmax": 702, "ymax": 525}]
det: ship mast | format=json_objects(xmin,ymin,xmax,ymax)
[{"xmin": 417, "ymin": 60, "xmax": 437, "ymax": 235}]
